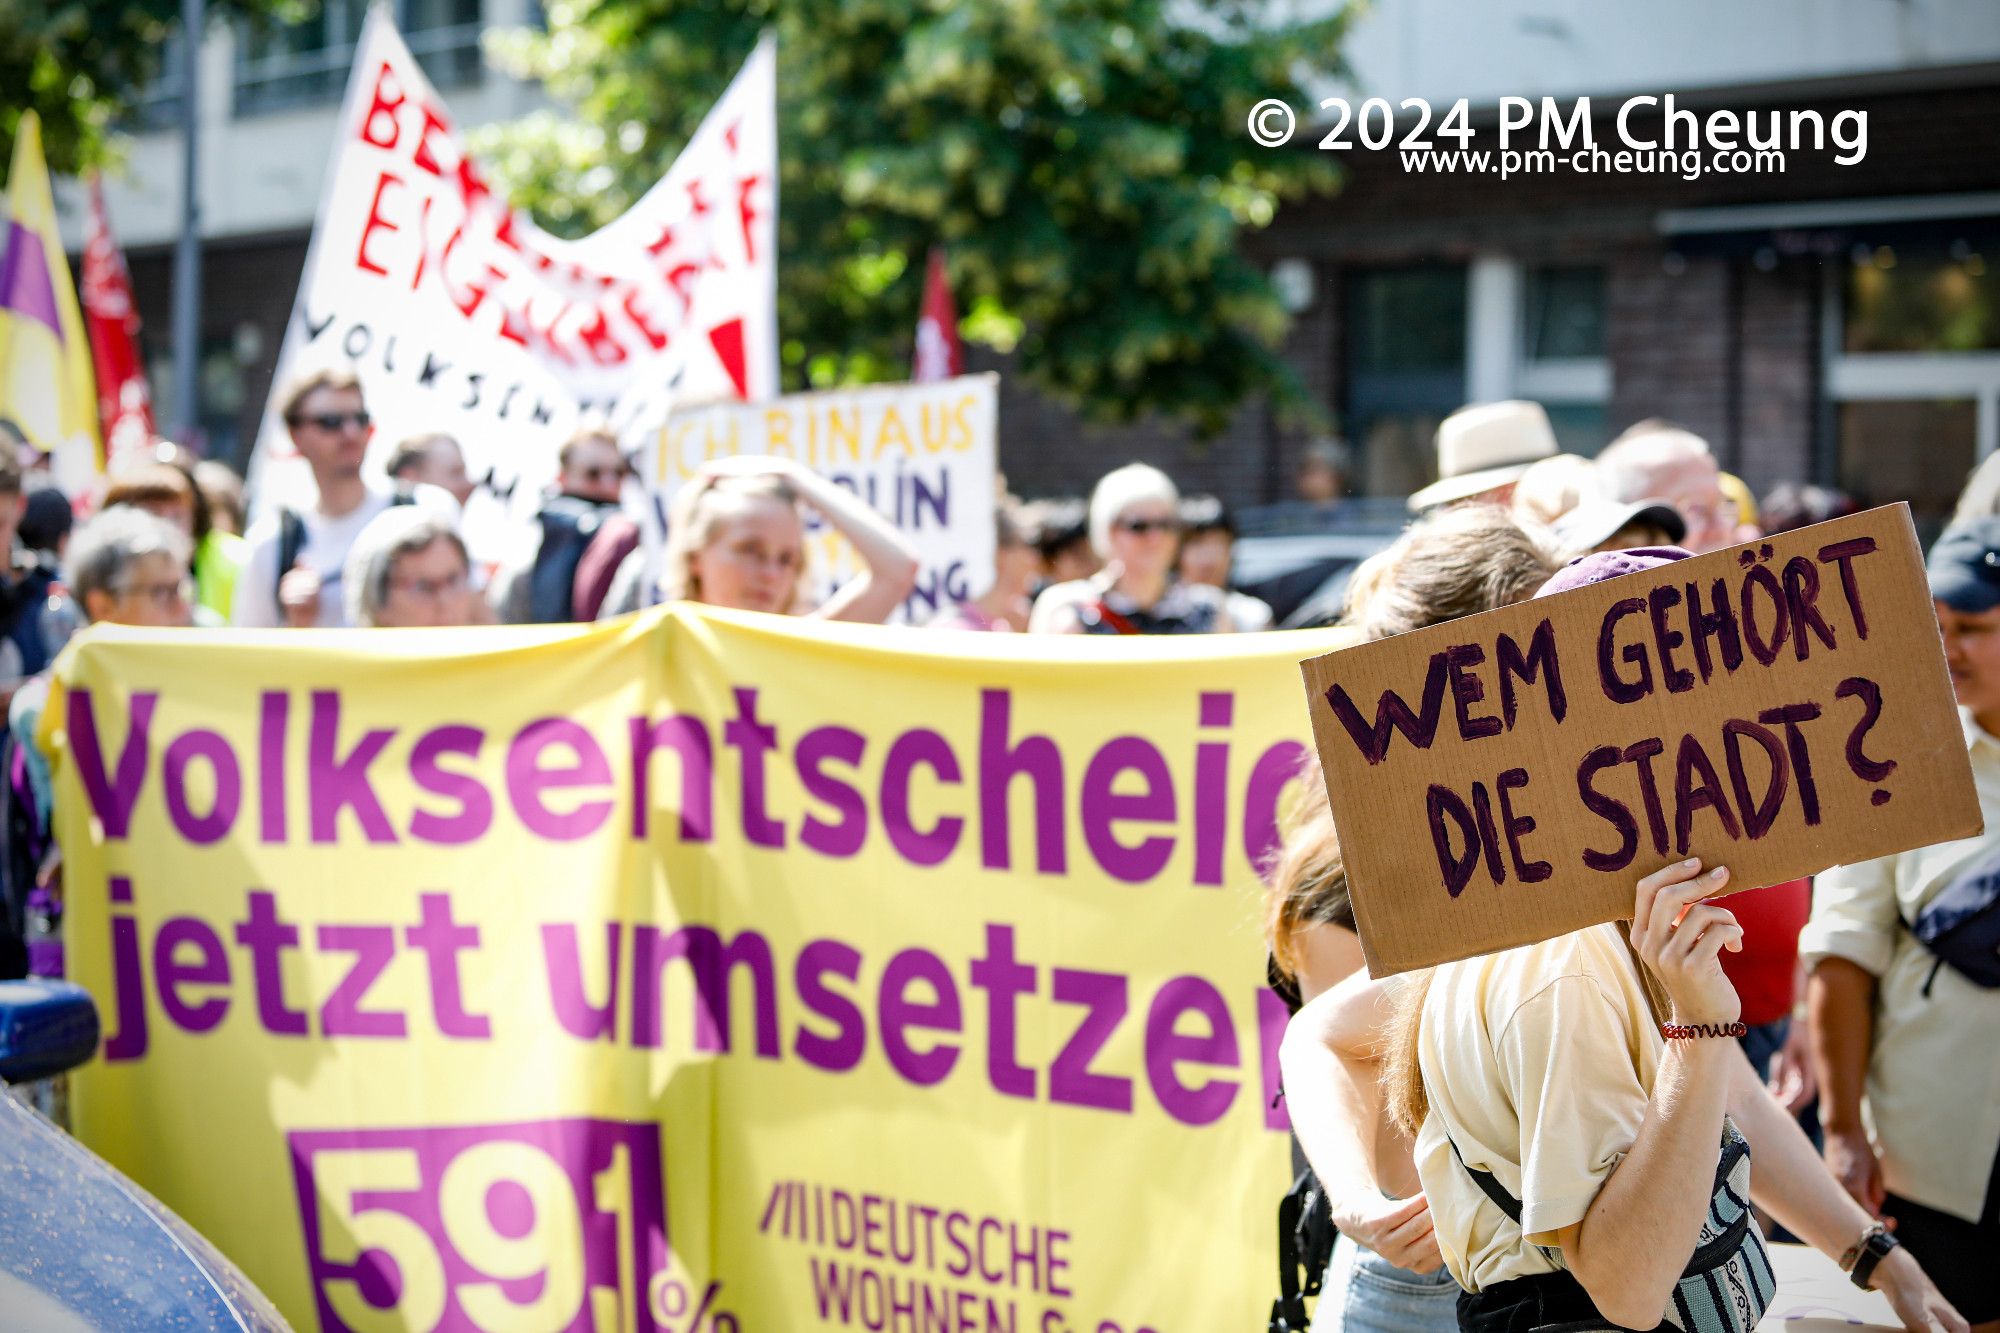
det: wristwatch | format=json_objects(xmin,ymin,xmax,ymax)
[{"xmin": 1842, "ymin": 1222, "xmax": 1900, "ymax": 1290}]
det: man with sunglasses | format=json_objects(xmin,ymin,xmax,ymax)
[
  {"xmin": 489, "ymin": 425, "xmax": 630, "ymax": 624},
  {"xmin": 234, "ymin": 369, "xmax": 455, "ymax": 628}
]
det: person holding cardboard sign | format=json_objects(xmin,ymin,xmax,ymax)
[
  {"xmin": 1272, "ymin": 507, "xmax": 1564, "ymax": 1332},
  {"xmin": 1342, "ymin": 550, "xmax": 1968, "ymax": 1333},
  {"xmin": 1801, "ymin": 517, "xmax": 2000, "ymax": 1332}
]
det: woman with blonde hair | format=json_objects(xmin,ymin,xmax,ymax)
[
  {"xmin": 1271, "ymin": 504, "xmax": 1562, "ymax": 1332},
  {"xmin": 640, "ymin": 456, "xmax": 919, "ymax": 622}
]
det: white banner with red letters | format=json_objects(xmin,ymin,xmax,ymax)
[{"xmin": 249, "ymin": 9, "xmax": 777, "ymax": 526}]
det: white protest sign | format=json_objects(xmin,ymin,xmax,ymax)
[
  {"xmin": 250, "ymin": 10, "xmax": 777, "ymax": 528},
  {"xmin": 638, "ymin": 375, "xmax": 998, "ymax": 623}
]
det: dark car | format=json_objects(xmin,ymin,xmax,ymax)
[
  {"xmin": 1231, "ymin": 498, "xmax": 1408, "ymax": 628},
  {"xmin": 0, "ymin": 979, "xmax": 293, "ymax": 1331}
]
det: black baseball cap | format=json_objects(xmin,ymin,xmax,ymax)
[{"xmin": 1928, "ymin": 517, "xmax": 2000, "ymax": 614}]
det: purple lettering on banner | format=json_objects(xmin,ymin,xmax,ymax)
[
  {"xmin": 629, "ymin": 713, "xmax": 712, "ymax": 842},
  {"xmin": 103, "ymin": 877, "xmax": 148, "ymax": 1061},
  {"xmin": 259, "ymin": 691, "xmax": 288, "ymax": 843},
  {"xmin": 881, "ymin": 729, "xmax": 964, "ymax": 866},
  {"xmin": 1324, "ymin": 654, "xmax": 1450, "ymax": 764},
  {"xmin": 631, "ymin": 925, "xmax": 780, "ymax": 1057},
  {"xmin": 1818, "ymin": 537, "xmax": 1878, "ymax": 639},
  {"xmin": 506, "ymin": 717, "xmax": 613, "ymax": 841},
  {"xmin": 796, "ymin": 726, "xmax": 868, "ymax": 858},
  {"xmin": 1193, "ymin": 692, "xmax": 1232, "ymax": 886},
  {"xmin": 1497, "ymin": 620, "xmax": 1567, "ymax": 728},
  {"xmin": 978, "ymin": 689, "xmax": 1065, "ymax": 875},
  {"xmin": 234, "ymin": 890, "xmax": 308, "ymax": 1036},
  {"xmin": 1080, "ymin": 736, "xmax": 1176, "ymax": 883},
  {"xmin": 1598, "ymin": 598, "xmax": 1652, "ymax": 704},
  {"xmin": 288, "ymin": 1119, "xmax": 668, "ymax": 1333},
  {"xmin": 1445, "ymin": 643, "xmax": 1503, "ymax": 740},
  {"xmin": 1256, "ymin": 987, "xmax": 1290, "ymax": 1132},
  {"xmin": 1579, "ymin": 742, "xmax": 1642, "ymax": 871},
  {"xmin": 878, "ymin": 948, "xmax": 962, "ymax": 1086},
  {"xmin": 308, "ymin": 691, "xmax": 398, "ymax": 844},
  {"xmin": 317, "ymin": 925, "xmax": 407, "ymax": 1038},
  {"xmin": 724, "ymin": 688, "xmax": 785, "ymax": 848},
  {"xmin": 403, "ymin": 893, "xmax": 490, "ymax": 1039},
  {"xmin": 540, "ymin": 923, "xmax": 622, "ymax": 1041},
  {"xmin": 1048, "ymin": 968, "xmax": 1131, "ymax": 1112},
  {"xmin": 408, "ymin": 724, "xmax": 493, "ymax": 844},
  {"xmin": 968, "ymin": 924, "xmax": 1037, "ymax": 1098},
  {"xmin": 794, "ymin": 939, "xmax": 866, "ymax": 1072},
  {"xmin": 1243, "ymin": 741, "xmax": 1308, "ymax": 880},
  {"xmin": 161, "ymin": 729, "xmax": 242, "ymax": 845},
  {"xmin": 67, "ymin": 688, "xmax": 154, "ymax": 840},
  {"xmin": 1144, "ymin": 975, "xmax": 1240, "ymax": 1126},
  {"xmin": 1649, "ymin": 586, "xmax": 1695, "ymax": 693},
  {"xmin": 154, "ymin": 917, "xmax": 230, "ymax": 1033}
]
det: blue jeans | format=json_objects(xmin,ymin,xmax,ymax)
[
  {"xmin": 1313, "ymin": 1233, "xmax": 1459, "ymax": 1333},
  {"xmin": 1737, "ymin": 1015, "xmax": 1789, "ymax": 1081}
]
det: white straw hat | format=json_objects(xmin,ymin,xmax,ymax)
[{"xmin": 1408, "ymin": 400, "xmax": 1560, "ymax": 512}]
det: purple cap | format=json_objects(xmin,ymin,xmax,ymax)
[{"xmin": 1535, "ymin": 545, "xmax": 1696, "ymax": 598}]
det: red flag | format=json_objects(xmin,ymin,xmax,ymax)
[
  {"xmin": 80, "ymin": 174, "xmax": 155, "ymax": 471},
  {"xmin": 912, "ymin": 247, "xmax": 962, "ymax": 382}
]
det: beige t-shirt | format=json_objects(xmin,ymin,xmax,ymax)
[{"xmin": 1414, "ymin": 922, "xmax": 1664, "ymax": 1292}]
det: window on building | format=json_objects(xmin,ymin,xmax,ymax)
[
  {"xmin": 1345, "ymin": 265, "xmax": 1467, "ymax": 496},
  {"xmin": 1829, "ymin": 237, "xmax": 2000, "ymax": 542},
  {"xmin": 1517, "ymin": 264, "xmax": 1610, "ymax": 453},
  {"xmin": 128, "ymin": 34, "xmax": 188, "ymax": 130},
  {"xmin": 235, "ymin": 0, "xmax": 485, "ymax": 116},
  {"xmin": 1845, "ymin": 244, "xmax": 1999, "ymax": 354}
]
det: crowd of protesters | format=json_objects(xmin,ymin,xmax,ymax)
[{"xmin": 0, "ymin": 366, "xmax": 1993, "ymax": 1332}]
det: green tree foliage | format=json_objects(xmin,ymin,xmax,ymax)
[
  {"xmin": 476, "ymin": 0, "xmax": 1346, "ymax": 433},
  {"xmin": 2, "ymin": 0, "xmax": 302, "ymax": 175}
]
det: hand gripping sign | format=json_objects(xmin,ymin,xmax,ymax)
[{"xmin": 1299, "ymin": 505, "xmax": 1982, "ymax": 976}]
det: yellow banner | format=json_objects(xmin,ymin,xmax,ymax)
[{"xmin": 46, "ymin": 609, "xmax": 1342, "ymax": 1332}]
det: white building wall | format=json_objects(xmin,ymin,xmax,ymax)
[{"xmin": 1313, "ymin": 0, "xmax": 2000, "ymax": 105}]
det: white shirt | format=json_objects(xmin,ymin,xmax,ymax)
[
  {"xmin": 233, "ymin": 481, "xmax": 456, "ymax": 628},
  {"xmin": 1797, "ymin": 708, "xmax": 2000, "ymax": 1224}
]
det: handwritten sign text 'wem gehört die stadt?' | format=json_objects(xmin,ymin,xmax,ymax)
[{"xmin": 1300, "ymin": 505, "xmax": 1982, "ymax": 976}]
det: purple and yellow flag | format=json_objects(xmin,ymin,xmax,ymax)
[{"xmin": 1, "ymin": 111, "xmax": 102, "ymax": 474}]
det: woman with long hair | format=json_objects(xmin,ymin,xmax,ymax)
[{"xmin": 1270, "ymin": 505, "xmax": 1563, "ymax": 1332}]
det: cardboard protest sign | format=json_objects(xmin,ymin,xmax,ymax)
[
  {"xmin": 250, "ymin": 10, "xmax": 776, "ymax": 526},
  {"xmin": 1300, "ymin": 505, "xmax": 1982, "ymax": 976},
  {"xmin": 638, "ymin": 375, "xmax": 999, "ymax": 623}
]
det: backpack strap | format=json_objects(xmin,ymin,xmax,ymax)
[
  {"xmin": 1448, "ymin": 1136, "xmax": 1524, "ymax": 1224},
  {"xmin": 274, "ymin": 507, "xmax": 307, "ymax": 615}
]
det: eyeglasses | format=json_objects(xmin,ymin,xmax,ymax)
[
  {"xmin": 388, "ymin": 573, "xmax": 469, "ymax": 600},
  {"xmin": 118, "ymin": 579, "xmax": 193, "ymax": 609},
  {"xmin": 1116, "ymin": 517, "xmax": 1180, "ymax": 536},
  {"xmin": 290, "ymin": 411, "xmax": 372, "ymax": 433},
  {"xmin": 574, "ymin": 466, "xmax": 626, "ymax": 485}
]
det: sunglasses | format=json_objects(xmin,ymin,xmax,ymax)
[
  {"xmin": 290, "ymin": 410, "xmax": 372, "ymax": 433},
  {"xmin": 1117, "ymin": 517, "xmax": 1180, "ymax": 535}
]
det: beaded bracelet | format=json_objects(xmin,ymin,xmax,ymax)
[{"xmin": 1660, "ymin": 1021, "xmax": 1749, "ymax": 1040}]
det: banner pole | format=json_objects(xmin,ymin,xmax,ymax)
[{"xmin": 170, "ymin": 0, "xmax": 205, "ymax": 445}]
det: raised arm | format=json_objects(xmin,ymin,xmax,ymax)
[
  {"xmin": 778, "ymin": 466, "xmax": 918, "ymax": 623},
  {"xmin": 702, "ymin": 457, "xmax": 919, "ymax": 624},
  {"xmin": 1280, "ymin": 977, "xmax": 1443, "ymax": 1272},
  {"xmin": 1553, "ymin": 860, "xmax": 1743, "ymax": 1331}
]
